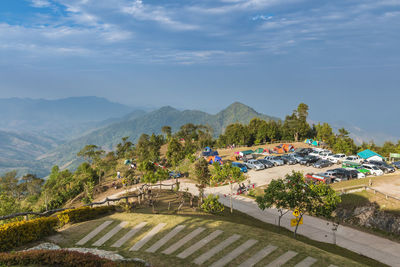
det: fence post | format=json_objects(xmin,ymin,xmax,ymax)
[
  {"xmin": 138, "ymin": 195, "xmax": 141, "ymax": 205},
  {"xmin": 125, "ymin": 197, "xmax": 129, "ymax": 204},
  {"xmin": 24, "ymin": 215, "xmax": 28, "ymax": 221}
]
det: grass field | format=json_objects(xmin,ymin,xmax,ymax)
[{"xmin": 54, "ymin": 190, "xmax": 385, "ymax": 267}]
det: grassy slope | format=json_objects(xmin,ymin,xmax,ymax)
[{"xmin": 56, "ymin": 190, "xmax": 384, "ymax": 267}]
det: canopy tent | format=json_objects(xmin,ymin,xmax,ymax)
[
  {"xmin": 304, "ymin": 139, "xmax": 313, "ymax": 144},
  {"xmin": 358, "ymin": 149, "xmax": 384, "ymax": 161},
  {"xmin": 254, "ymin": 148, "xmax": 265, "ymax": 154},
  {"xmin": 239, "ymin": 150, "xmax": 254, "ymax": 157},
  {"xmin": 312, "ymin": 140, "xmax": 320, "ymax": 146}
]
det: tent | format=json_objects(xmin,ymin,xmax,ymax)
[
  {"xmin": 282, "ymin": 144, "xmax": 294, "ymax": 152},
  {"xmin": 304, "ymin": 139, "xmax": 313, "ymax": 145},
  {"xmin": 273, "ymin": 144, "xmax": 285, "ymax": 154},
  {"xmin": 124, "ymin": 159, "xmax": 132, "ymax": 165},
  {"xmin": 239, "ymin": 150, "xmax": 254, "ymax": 157},
  {"xmin": 207, "ymin": 156, "xmax": 223, "ymax": 164},
  {"xmin": 358, "ymin": 149, "xmax": 384, "ymax": 161},
  {"xmin": 254, "ymin": 148, "xmax": 265, "ymax": 154},
  {"xmin": 312, "ymin": 140, "xmax": 320, "ymax": 147}
]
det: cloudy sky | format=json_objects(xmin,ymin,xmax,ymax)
[{"xmin": 1, "ymin": 0, "xmax": 400, "ymax": 137}]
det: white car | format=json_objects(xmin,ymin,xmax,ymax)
[
  {"xmin": 329, "ymin": 154, "xmax": 346, "ymax": 164},
  {"xmin": 309, "ymin": 150, "xmax": 321, "ymax": 157},
  {"xmin": 321, "ymin": 152, "xmax": 334, "ymax": 160},
  {"xmin": 245, "ymin": 159, "xmax": 265, "ymax": 171},
  {"xmin": 362, "ymin": 164, "xmax": 383, "ymax": 176},
  {"xmin": 344, "ymin": 155, "xmax": 362, "ymax": 163}
]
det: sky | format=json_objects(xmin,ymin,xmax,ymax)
[{"xmin": 0, "ymin": 0, "xmax": 400, "ymax": 138}]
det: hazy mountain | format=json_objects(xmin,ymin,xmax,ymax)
[
  {"xmin": 40, "ymin": 102, "xmax": 279, "ymax": 171},
  {"xmin": 0, "ymin": 130, "xmax": 59, "ymax": 176},
  {"xmin": 0, "ymin": 96, "xmax": 136, "ymax": 140}
]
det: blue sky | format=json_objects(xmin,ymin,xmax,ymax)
[{"xmin": 0, "ymin": 0, "xmax": 400, "ymax": 139}]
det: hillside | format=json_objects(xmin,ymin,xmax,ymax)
[
  {"xmin": 40, "ymin": 102, "xmax": 279, "ymax": 171},
  {"xmin": 0, "ymin": 130, "xmax": 58, "ymax": 176}
]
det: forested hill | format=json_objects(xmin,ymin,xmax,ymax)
[{"xmin": 40, "ymin": 102, "xmax": 279, "ymax": 170}]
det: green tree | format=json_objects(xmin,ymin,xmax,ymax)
[
  {"xmin": 166, "ymin": 137, "xmax": 185, "ymax": 167},
  {"xmin": 333, "ymin": 128, "xmax": 357, "ymax": 155},
  {"xmin": 283, "ymin": 103, "xmax": 311, "ymax": 142},
  {"xmin": 116, "ymin": 137, "xmax": 135, "ymax": 159},
  {"xmin": 194, "ymin": 158, "xmax": 211, "ymax": 186},
  {"xmin": 256, "ymin": 179, "xmax": 289, "ymax": 227},
  {"xmin": 162, "ymin": 125, "xmax": 172, "ymax": 141},
  {"xmin": 77, "ymin": 145, "xmax": 105, "ymax": 164}
]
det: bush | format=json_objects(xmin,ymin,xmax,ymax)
[
  {"xmin": 201, "ymin": 195, "xmax": 225, "ymax": 214},
  {"xmin": 57, "ymin": 206, "xmax": 115, "ymax": 226},
  {"xmin": 0, "ymin": 217, "xmax": 58, "ymax": 252},
  {"xmin": 0, "ymin": 250, "xmax": 117, "ymax": 267}
]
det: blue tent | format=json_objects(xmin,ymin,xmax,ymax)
[{"xmin": 358, "ymin": 149, "xmax": 383, "ymax": 160}]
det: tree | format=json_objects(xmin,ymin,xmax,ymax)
[
  {"xmin": 256, "ymin": 171, "xmax": 341, "ymax": 238},
  {"xmin": 0, "ymin": 171, "xmax": 19, "ymax": 199},
  {"xmin": 256, "ymin": 179, "xmax": 289, "ymax": 228},
  {"xmin": 333, "ymin": 128, "xmax": 357, "ymax": 155},
  {"xmin": 116, "ymin": 137, "xmax": 135, "ymax": 159},
  {"xmin": 283, "ymin": 103, "xmax": 311, "ymax": 141},
  {"xmin": 162, "ymin": 125, "xmax": 172, "ymax": 141},
  {"xmin": 194, "ymin": 158, "xmax": 211, "ymax": 203},
  {"xmin": 166, "ymin": 137, "xmax": 185, "ymax": 167},
  {"xmin": 77, "ymin": 145, "xmax": 105, "ymax": 164}
]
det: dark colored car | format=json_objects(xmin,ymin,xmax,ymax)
[
  {"xmin": 325, "ymin": 168, "xmax": 357, "ymax": 181},
  {"xmin": 392, "ymin": 161, "xmax": 400, "ymax": 169},
  {"xmin": 289, "ymin": 153, "xmax": 305, "ymax": 163},
  {"xmin": 368, "ymin": 160, "xmax": 395, "ymax": 173},
  {"xmin": 313, "ymin": 159, "xmax": 332, "ymax": 169},
  {"xmin": 279, "ymin": 155, "xmax": 297, "ymax": 165},
  {"xmin": 257, "ymin": 159, "xmax": 274, "ymax": 168},
  {"xmin": 299, "ymin": 155, "xmax": 319, "ymax": 166},
  {"xmin": 296, "ymin": 148, "xmax": 313, "ymax": 156}
]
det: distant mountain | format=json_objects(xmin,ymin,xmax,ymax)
[
  {"xmin": 0, "ymin": 130, "xmax": 59, "ymax": 176},
  {"xmin": 40, "ymin": 102, "xmax": 279, "ymax": 171},
  {"xmin": 0, "ymin": 96, "xmax": 136, "ymax": 140}
]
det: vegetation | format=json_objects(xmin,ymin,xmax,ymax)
[
  {"xmin": 256, "ymin": 172, "xmax": 341, "ymax": 237},
  {"xmin": 57, "ymin": 206, "xmax": 115, "ymax": 226},
  {"xmin": 210, "ymin": 162, "xmax": 246, "ymax": 186},
  {"xmin": 201, "ymin": 194, "xmax": 225, "ymax": 214},
  {"xmin": 0, "ymin": 217, "xmax": 58, "ymax": 252},
  {"xmin": 0, "ymin": 250, "xmax": 124, "ymax": 267}
]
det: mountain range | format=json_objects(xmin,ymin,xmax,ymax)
[{"xmin": 0, "ymin": 96, "xmax": 397, "ymax": 177}]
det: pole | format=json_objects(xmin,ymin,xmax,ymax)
[{"xmin": 230, "ymin": 181, "xmax": 233, "ymax": 213}]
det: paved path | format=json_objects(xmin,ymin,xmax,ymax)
[{"xmin": 294, "ymin": 256, "xmax": 317, "ymax": 267}]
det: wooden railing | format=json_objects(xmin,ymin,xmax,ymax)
[{"xmin": 0, "ymin": 182, "xmax": 178, "ymax": 221}]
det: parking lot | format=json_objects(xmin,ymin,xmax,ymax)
[{"xmin": 245, "ymin": 163, "xmax": 341, "ymax": 187}]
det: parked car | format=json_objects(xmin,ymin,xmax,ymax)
[
  {"xmin": 345, "ymin": 168, "xmax": 366, "ymax": 179},
  {"xmin": 308, "ymin": 150, "xmax": 321, "ymax": 158},
  {"xmin": 325, "ymin": 168, "xmax": 358, "ymax": 182},
  {"xmin": 231, "ymin": 162, "xmax": 248, "ymax": 173},
  {"xmin": 368, "ymin": 160, "xmax": 395, "ymax": 173},
  {"xmin": 313, "ymin": 159, "xmax": 333, "ymax": 168},
  {"xmin": 342, "ymin": 161, "xmax": 371, "ymax": 175},
  {"xmin": 288, "ymin": 153, "xmax": 305, "ymax": 163},
  {"xmin": 362, "ymin": 164, "xmax": 384, "ymax": 176},
  {"xmin": 299, "ymin": 155, "xmax": 319, "ymax": 166},
  {"xmin": 277, "ymin": 155, "xmax": 297, "ymax": 165},
  {"xmin": 392, "ymin": 161, "xmax": 400, "ymax": 169},
  {"xmin": 320, "ymin": 152, "xmax": 334, "ymax": 160},
  {"xmin": 245, "ymin": 159, "xmax": 265, "ymax": 170},
  {"xmin": 264, "ymin": 156, "xmax": 284, "ymax": 166},
  {"xmin": 257, "ymin": 159, "xmax": 274, "ymax": 168},
  {"xmin": 329, "ymin": 154, "xmax": 347, "ymax": 164},
  {"xmin": 169, "ymin": 171, "xmax": 182, "ymax": 178},
  {"xmin": 344, "ymin": 155, "xmax": 362, "ymax": 163},
  {"xmin": 305, "ymin": 173, "xmax": 335, "ymax": 184}
]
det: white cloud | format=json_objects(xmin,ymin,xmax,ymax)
[{"xmin": 30, "ymin": 0, "xmax": 52, "ymax": 8}]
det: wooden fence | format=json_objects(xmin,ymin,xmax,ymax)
[{"xmin": 0, "ymin": 182, "xmax": 178, "ymax": 222}]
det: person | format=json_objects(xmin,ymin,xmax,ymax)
[{"xmin": 117, "ymin": 171, "xmax": 121, "ymax": 179}]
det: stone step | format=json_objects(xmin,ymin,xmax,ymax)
[
  {"xmin": 294, "ymin": 256, "xmax": 317, "ymax": 267},
  {"xmin": 76, "ymin": 221, "xmax": 113, "ymax": 246},
  {"xmin": 209, "ymin": 239, "xmax": 258, "ymax": 267},
  {"xmin": 129, "ymin": 223, "xmax": 167, "ymax": 251},
  {"xmin": 112, "ymin": 222, "xmax": 147, "ymax": 248},
  {"xmin": 93, "ymin": 221, "xmax": 128, "ymax": 246},
  {"xmin": 162, "ymin": 227, "xmax": 205, "ymax": 255},
  {"xmin": 146, "ymin": 225, "xmax": 186, "ymax": 253},
  {"xmin": 177, "ymin": 230, "xmax": 223, "ymax": 259},
  {"xmin": 265, "ymin": 250, "xmax": 298, "ymax": 267},
  {"xmin": 238, "ymin": 245, "xmax": 277, "ymax": 267}
]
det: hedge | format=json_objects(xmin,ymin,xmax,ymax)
[
  {"xmin": 0, "ymin": 217, "xmax": 58, "ymax": 252},
  {"xmin": 0, "ymin": 250, "xmax": 118, "ymax": 267},
  {"xmin": 57, "ymin": 206, "xmax": 115, "ymax": 226}
]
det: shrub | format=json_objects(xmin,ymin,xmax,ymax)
[
  {"xmin": 57, "ymin": 206, "xmax": 115, "ymax": 226},
  {"xmin": 201, "ymin": 195, "xmax": 224, "ymax": 214},
  {"xmin": 0, "ymin": 250, "xmax": 117, "ymax": 267},
  {"xmin": 0, "ymin": 217, "xmax": 58, "ymax": 252}
]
